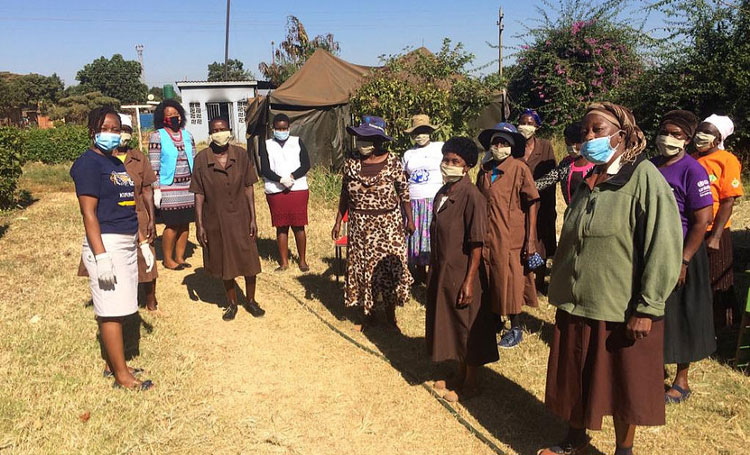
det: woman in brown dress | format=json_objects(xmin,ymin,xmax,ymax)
[
  {"xmin": 517, "ymin": 109, "xmax": 557, "ymax": 292},
  {"xmin": 190, "ymin": 117, "xmax": 264, "ymax": 321},
  {"xmin": 538, "ymin": 103, "xmax": 682, "ymax": 455},
  {"xmin": 426, "ymin": 137, "xmax": 498, "ymax": 403},
  {"xmin": 331, "ymin": 116, "xmax": 415, "ymax": 330},
  {"xmin": 476, "ymin": 123, "xmax": 540, "ymax": 349}
]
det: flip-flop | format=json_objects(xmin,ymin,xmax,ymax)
[
  {"xmin": 162, "ymin": 262, "xmax": 186, "ymax": 271},
  {"xmin": 103, "ymin": 368, "xmax": 144, "ymax": 378},
  {"xmin": 113, "ymin": 379, "xmax": 154, "ymax": 391},
  {"xmin": 665, "ymin": 384, "xmax": 692, "ymax": 404}
]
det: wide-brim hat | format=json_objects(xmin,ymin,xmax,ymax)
[
  {"xmin": 478, "ymin": 122, "xmax": 526, "ymax": 154},
  {"xmin": 404, "ymin": 114, "xmax": 439, "ymax": 133},
  {"xmin": 347, "ymin": 115, "xmax": 393, "ymax": 141}
]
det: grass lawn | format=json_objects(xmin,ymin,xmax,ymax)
[{"xmin": 0, "ymin": 161, "xmax": 748, "ymax": 454}]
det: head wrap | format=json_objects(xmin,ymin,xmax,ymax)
[
  {"xmin": 584, "ymin": 102, "xmax": 646, "ymax": 163},
  {"xmin": 703, "ymin": 114, "xmax": 734, "ymax": 149},
  {"xmin": 521, "ymin": 108, "xmax": 542, "ymax": 127},
  {"xmin": 660, "ymin": 110, "xmax": 698, "ymax": 139}
]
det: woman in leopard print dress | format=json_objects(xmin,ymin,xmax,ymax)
[{"xmin": 332, "ymin": 116, "xmax": 416, "ymax": 329}]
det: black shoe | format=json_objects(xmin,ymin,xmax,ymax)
[
  {"xmin": 222, "ymin": 304, "xmax": 238, "ymax": 321},
  {"xmin": 243, "ymin": 300, "xmax": 266, "ymax": 318}
]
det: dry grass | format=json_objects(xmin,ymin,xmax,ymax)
[{"xmin": 0, "ymin": 170, "xmax": 749, "ymax": 454}]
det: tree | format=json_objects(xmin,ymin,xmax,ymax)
[
  {"xmin": 75, "ymin": 54, "xmax": 147, "ymax": 104},
  {"xmin": 350, "ymin": 40, "xmax": 503, "ymax": 153},
  {"xmin": 148, "ymin": 86, "xmax": 164, "ymax": 101},
  {"xmin": 0, "ymin": 72, "xmax": 64, "ymax": 118},
  {"xmin": 259, "ymin": 15, "xmax": 341, "ymax": 86},
  {"xmin": 507, "ymin": 0, "xmax": 646, "ymax": 130},
  {"xmin": 207, "ymin": 59, "xmax": 254, "ymax": 81},
  {"xmin": 622, "ymin": 0, "xmax": 750, "ymax": 155},
  {"xmin": 48, "ymin": 91, "xmax": 120, "ymax": 123}
]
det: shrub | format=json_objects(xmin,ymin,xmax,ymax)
[
  {"xmin": 24, "ymin": 124, "xmax": 90, "ymax": 163},
  {"xmin": 0, "ymin": 145, "xmax": 23, "ymax": 209}
]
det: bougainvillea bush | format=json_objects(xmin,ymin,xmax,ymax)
[{"xmin": 508, "ymin": 11, "xmax": 644, "ymax": 131}]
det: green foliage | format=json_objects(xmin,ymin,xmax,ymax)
[
  {"xmin": 0, "ymin": 72, "xmax": 64, "ymax": 117},
  {"xmin": 259, "ymin": 16, "xmax": 341, "ymax": 86},
  {"xmin": 0, "ymin": 127, "xmax": 25, "ymax": 159},
  {"xmin": 23, "ymin": 125, "xmax": 90, "ymax": 164},
  {"xmin": 0, "ymin": 145, "xmax": 23, "ymax": 209},
  {"xmin": 306, "ymin": 165, "xmax": 342, "ymax": 204},
  {"xmin": 207, "ymin": 59, "xmax": 254, "ymax": 81},
  {"xmin": 350, "ymin": 39, "xmax": 503, "ymax": 153},
  {"xmin": 148, "ymin": 86, "xmax": 163, "ymax": 101},
  {"xmin": 48, "ymin": 91, "xmax": 120, "ymax": 123},
  {"xmin": 622, "ymin": 0, "xmax": 750, "ymax": 158},
  {"xmin": 75, "ymin": 54, "xmax": 147, "ymax": 103},
  {"xmin": 508, "ymin": 0, "xmax": 645, "ymax": 131}
]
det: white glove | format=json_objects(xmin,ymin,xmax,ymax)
[
  {"xmin": 94, "ymin": 252, "xmax": 117, "ymax": 288},
  {"xmin": 280, "ymin": 176, "xmax": 294, "ymax": 188},
  {"xmin": 154, "ymin": 188, "xmax": 162, "ymax": 209},
  {"xmin": 140, "ymin": 242, "xmax": 155, "ymax": 273}
]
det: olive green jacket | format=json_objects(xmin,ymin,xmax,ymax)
[{"xmin": 548, "ymin": 156, "xmax": 683, "ymax": 322}]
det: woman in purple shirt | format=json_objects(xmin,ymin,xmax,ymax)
[{"xmin": 651, "ymin": 110, "xmax": 715, "ymax": 404}]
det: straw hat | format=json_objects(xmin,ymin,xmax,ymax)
[{"xmin": 404, "ymin": 114, "xmax": 439, "ymax": 133}]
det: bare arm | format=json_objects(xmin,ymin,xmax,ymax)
[
  {"xmin": 332, "ymin": 179, "xmax": 349, "ymax": 240},
  {"xmin": 707, "ymin": 197, "xmax": 735, "ymax": 251},
  {"xmin": 78, "ymin": 195, "xmax": 105, "ymax": 255},
  {"xmin": 244, "ymin": 185, "xmax": 257, "ymax": 238},
  {"xmin": 142, "ymin": 184, "xmax": 156, "ymax": 242}
]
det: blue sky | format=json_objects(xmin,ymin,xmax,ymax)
[{"xmin": 0, "ymin": 0, "xmax": 665, "ymax": 89}]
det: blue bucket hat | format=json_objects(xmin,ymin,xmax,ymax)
[
  {"xmin": 478, "ymin": 122, "xmax": 526, "ymax": 153},
  {"xmin": 346, "ymin": 115, "xmax": 393, "ymax": 141}
]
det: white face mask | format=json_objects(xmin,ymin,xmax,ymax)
[
  {"xmin": 517, "ymin": 124, "xmax": 537, "ymax": 139},
  {"xmin": 356, "ymin": 138, "xmax": 375, "ymax": 156},
  {"xmin": 656, "ymin": 134, "xmax": 685, "ymax": 157},
  {"xmin": 413, "ymin": 134, "xmax": 430, "ymax": 147},
  {"xmin": 440, "ymin": 163, "xmax": 465, "ymax": 183},
  {"xmin": 490, "ymin": 144, "xmax": 512, "ymax": 162}
]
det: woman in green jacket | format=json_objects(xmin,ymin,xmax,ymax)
[{"xmin": 537, "ymin": 103, "xmax": 682, "ymax": 455}]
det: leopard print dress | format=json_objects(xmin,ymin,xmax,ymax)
[{"xmin": 342, "ymin": 154, "xmax": 413, "ymax": 314}]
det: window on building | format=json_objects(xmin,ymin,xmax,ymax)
[
  {"xmin": 189, "ymin": 102, "xmax": 202, "ymax": 125},
  {"xmin": 237, "ymin": 100, "xmax": 248, "ymax": 124}
]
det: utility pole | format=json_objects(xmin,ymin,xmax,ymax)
[
  {"xmin": 497, "ymin": 7, "xmax": 504, "ymax": 79},
  {"xmin": 271, "ymin": 41, "xmax": 275, "ymax": 65},
  {"xmin": 135, "ymin": 44, "xmax": 145, "ymax": 84},
  {"xmin": 224, "ymin": 0, "xmax": 231, "ymax": 80}
]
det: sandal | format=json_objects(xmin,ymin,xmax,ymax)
[
  {"xmin": 113, "ymin": 379, "xmax": 154, "ymax": 391},
  {"xmin": 537, "ymin": 441, "xmax": 590, "ymax": 455},
  {"xmin": 103, "ymin": 368, "xmax": 143, "ymax": 378},
  {"xmin": 162, "ymin": 262, "xmax": 186, "ymax": 271},
  {"xmin": 665, "ymin": 384, "xmax": 692, "ymax": 404}
]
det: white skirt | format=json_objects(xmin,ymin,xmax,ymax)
[{"xmin": 81, "ymin": 233, "xmax": 139, "ymax": 317}]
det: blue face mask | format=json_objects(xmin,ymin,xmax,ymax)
[
  {"xmin": 580, "ymin": 131, "xmax": 621, "ymax": 165},
  {"xmin": 95, "ymin": 132, "xmax": 121, "ymax": 153},
  {"xmin": 274, "ymin": 130, "xmax": 290, "ymax": 141}
]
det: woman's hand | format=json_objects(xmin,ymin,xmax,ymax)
[
  {"xmin": 331, "ymin": 221, "xmax": 342, "ymax": 241},
  {"xmin": 456, "ymin": 279, "xmax": 473, "ymax": 308},
  {"xmin": 196, "ymin": 224, "xmax": 208, "ymax": 248},
  {"xmin": 677, "ymin": 263, "xmax": 688, "ymax": 287},
  {"xmin": 626, "ymin": 315, "xmax": 652, "ymax": 341},
  {"xmin": 249, "ymin": 219, "xmax": 257, "ymax": 238},
  {"xmin": 707, "ymin": 235, "xmax": 721, "ymax": 252},
  {"xmin": 146, "ymin": 220, "xmax": 156, "ymax": 242},
  {"xmin": 405, "ymin": 219, "xmax": 416, "ymax": 236}
]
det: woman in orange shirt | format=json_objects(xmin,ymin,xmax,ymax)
[{"xmin": 692, "ymin": 114, "xmax": 743, "ymax": 328}]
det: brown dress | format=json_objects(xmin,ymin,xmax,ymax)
[
  {"xmin": 189, "ymin": 145, "xmax": 261, "ymax": 280},
  {"xmin": 477, "ymin": 157, "xmax": 540, "ymax": 316},
  {"xmin": 426, "ymin": 175, "xmax": 498, "ymax": 365},
  {"xmin": 77, "ymin": 149, "xmax": 158, "ymax": 282},
  {"xmin": 341, "ymin": 153, "xmax": 413, "ymax": 314},
  {"xmin": 522, "ymin": 138, "xmax": 557, "ymax": 259}
]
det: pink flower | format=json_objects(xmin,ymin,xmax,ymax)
[
  {"xmin": 546, "ymin": 40, "xmax": 551, "ymax": 46},
  {"xmin": 595, "ymin": 66, "xmax": 604, "ymax": 75},
  {"xmin": 521, "ymin": 44, "xmax": 529, "ymax": 50},
  {"xmin": 571, "ymin": 21, "xmax": 584, "ymax": 35},
  {"xmin": 539, "ymin": 93, "xmax": 545, "ymax": 99}
]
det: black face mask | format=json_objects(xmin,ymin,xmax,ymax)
[{"xmin": 165, "ymin": 116, "xmax": 181, "ymax": 131}]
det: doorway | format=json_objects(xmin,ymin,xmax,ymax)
[{"xmin": 206, "ymin": 102, "xmax": 234, "ymax": 129}]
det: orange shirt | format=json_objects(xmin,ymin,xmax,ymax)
[{"xmin": 695, "ymin": 149, "xmax": 743, "ymax": 230}]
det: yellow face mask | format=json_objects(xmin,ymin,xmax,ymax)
[
  {"xmin": 693, "ymin": 132, "xmax": 716, "ymax": 151},
  {"xmin": 490, "ymin": 145, "xmax": 512, "ymax": 162},
  {"xmin": 210, "ymin": 130, "xmax": 232, "ymax": 147},
  {"xmin": 517, "ymin": 124, "xmax": 537, "ymax": 139},
  {"xmin": 356, "ymin": 138, "xmax": 375, "ymax": 156},
  {"xmin": 656, "ymin": 135, "xmax": 685, "ymax": 157},
  {"xmin": 440, "ymin": 163, "xmax": 465, "ymax": 183}
]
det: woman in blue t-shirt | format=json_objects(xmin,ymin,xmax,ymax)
[{"xmin": 70, "ymin": 107, "xmax": 154, "ymax": 390}]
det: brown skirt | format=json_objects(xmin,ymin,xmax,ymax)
[
  {"xmin": 544, "ymin": 310, "xmax": 665, "ymax": 430},
  {"xmin": 707, "ymin": 228, "xmax": 733, "ymax": 291}
]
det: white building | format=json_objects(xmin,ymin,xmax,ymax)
[{"xmin": 176, "ymin": 80, "xmax": 259, "ymax": 144}]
